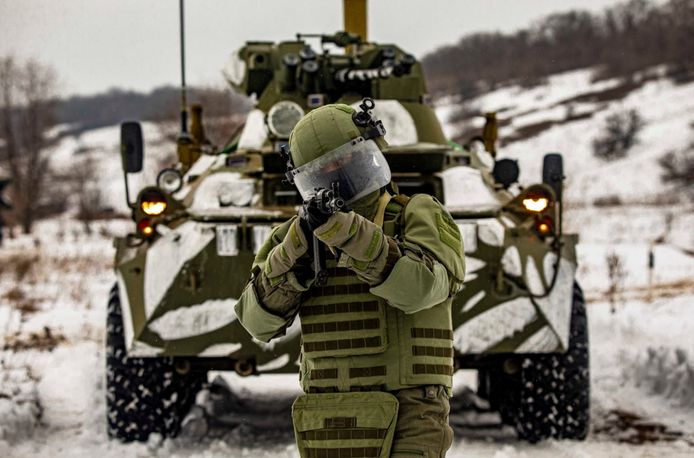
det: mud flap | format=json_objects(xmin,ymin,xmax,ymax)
[{"xmin": 292, "ymin": 391, "xmax": 399, "ymax": 458}]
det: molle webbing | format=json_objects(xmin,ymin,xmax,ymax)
[
  {"xmin": 304, "ymin": 447, "xmax": 381, "ymax": 458},
  {"xmin": 412, "ymin": 364, "xmax": 454, "ymax": 376},
  {"xmin": 310, "ymin": 369, "xmax": 339, "ymax": 380},
  {"xmin": 299, "ymin": 193, "xmax": 454, "ymax": 393},
  {"xmin": 301, "ymin": 428, "xmax": 387, "ymax": 440},
  {"xmin": 300, "ymin": 256, "xmax": 386, "ymax": 360},
  {"xmin": 410, "ymin": 327, "xmax": 453, "ymax": 340},
  {"xmin": 311, "ymin": 283, "xmax": 371, "ymax": 296},
  {"xmin": 301, "ymin": 301, "xmax": 379, "ymax": 317},
  {"xmin": 308, "ymin": 384, "xmax": 386, "ymax": 393},
  {"xmin": 302, "ymin": 318, "xmax": 380, "ymax": 334},
  {"xmin": 304, "ymin": 336, "xmax": 383, "ymax": 353},
  {"xmin": 325, "ymin": 267, "xmax": 355, "ymax": 277},
  {"xmin": 412, "ymin": 345, "xmax": 454, "ymax": 357}
]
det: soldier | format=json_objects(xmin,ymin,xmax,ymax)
[{"xmin": 235, "ymin": 101, "xmax": 465, "ymax": 458}]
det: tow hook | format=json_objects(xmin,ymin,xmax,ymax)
[
  {"xmin": 174, "ymin": 359, "xmax": 192, "ymax": 375},
  {"xmin": 234, "ymin": 359, "xmax": 255, "ymax": 376}
]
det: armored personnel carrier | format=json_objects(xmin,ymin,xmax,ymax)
[{"xmin": 107, "ymin": 0, "xmax": 588, "ymax": 444}]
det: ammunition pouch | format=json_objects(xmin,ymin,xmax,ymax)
[{"xmin": 292, "ymin": 391, "xmax": 399, "ymax": 458}]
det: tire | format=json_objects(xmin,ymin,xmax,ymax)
[
  {"xmin": 516, "ymin": 284, "xmax": 590, "ymax": 442},
  {"xmin": 478, "ymin": 367, "xmax": 519, "ymax": 426},
  {"xmin": 480, "ymin": 284, "xmax": 590, "ymax": 442},
  {"xmin": 106, "ymin": 284, "xmax": 206, "ymax": 442}
]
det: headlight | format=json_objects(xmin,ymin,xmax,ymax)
[
  {"xmin": 157, "ymin": 168, "xmax": 183, "ymax": 193},
  {"xmin": 520, "ymin": 187, "xmax": 552, "ymax": 213},
  {"xmin": 267, "ymin": 101, "xmax": 304, "ymax": 138},
  {"xmin": 522, "ymin": 196, "xmax": 549, "ymax": 213},
  {"xmin": 140, "ymin": 189, "xmax": 167, "ymax": 216}
]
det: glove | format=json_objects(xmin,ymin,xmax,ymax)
[
  {"xmin": 314, "ymin": 211, "xmax": 385, "ymax": 262},
  {"xmin": 299, "ymin": 198, "xmax": 332, "ymax": 231},
  {"xmin": 264, "ymin": 217, "xmax": 310, "ymax": 278}
]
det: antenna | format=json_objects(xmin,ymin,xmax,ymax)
[{"xmin": 179, "ymin": 0, "xmax": 188, "ymax": 136}]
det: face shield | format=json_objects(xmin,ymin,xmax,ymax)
[{"xmin": 288, "ymin": 137, "xmax": 391, "ymax": 205}]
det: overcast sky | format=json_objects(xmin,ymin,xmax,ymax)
[{"xmin": 1, "ymin": 0, "xmax": 627, "ymax": 97}]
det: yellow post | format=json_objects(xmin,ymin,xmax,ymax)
[{"xmin": 343, "ymin": 0, "xmax": 367, "ymax": 42}]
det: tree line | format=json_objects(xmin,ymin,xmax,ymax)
[
  {"xmin": 58, "ymin": 85, "xmax": 250, "ymax": 137},
  {"xmin": 422, "ymin": 0, "xmax": 694, "ymax": 98}
]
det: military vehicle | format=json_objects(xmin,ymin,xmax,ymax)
[{"xmin": 107, "ymin": 0, "xmax": 588, "ymax": 444}]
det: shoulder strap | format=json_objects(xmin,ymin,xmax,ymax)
[
  {"xmin": 392, "ymin": 194, "xmax": 411, "ymax": 207},
  {"xmin": 382, "ymin": 194, "xmax": 412, "ymax": 237},
  {"xmin": 373, "ymin": 192, "xmax": 393, "ymax": 228}
]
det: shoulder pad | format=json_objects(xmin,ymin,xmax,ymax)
[{"xmin": 402, "ymin": 194, "xmax": 465, "ymax": 282}]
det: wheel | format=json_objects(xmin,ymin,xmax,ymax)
[
  {"xmin": 558, "ymin": 284, "xmax": 590, "ymax": 440},
  {"xmin": 479, "ymin": 283, "xmax": 590, "ymax": 442},
  {"xmin": 515, "ymin": 284, "xmax": 590, "ymax": 442},
  {"xmin": 106, "ymin": 284, "xmax": 206, "ymax": 442},
  {"xmin": 478, "ymin": 365, "xmax": 519, "ymax": 426}
]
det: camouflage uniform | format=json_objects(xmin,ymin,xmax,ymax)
[{"xmin": 236, "ymin": 104, "xmax": 465, "ymax": 458}]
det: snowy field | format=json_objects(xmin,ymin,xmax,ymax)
[
  {"xmin": 2, "ymin": 68, "xmax": 694, "ymax": 457},
  {"xmin": 1, "ymin": 214, "xmax": 692, "ymax": 458}
]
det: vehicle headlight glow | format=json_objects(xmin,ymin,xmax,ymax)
[
  {"xmin": 522, "ymin": 197, "xmax": 549, "ymax": 213},
  {"xmin": 267, "ymin": 101, "xmax": 304, "ymax": 138},
  {"xmin": 140, "ymin": 190, "xmax": 168, "ymax": 216}
]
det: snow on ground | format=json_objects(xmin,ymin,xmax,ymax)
[{"xmin": 1, "ymin": 213, "xmax": 691, "ymax": 457}]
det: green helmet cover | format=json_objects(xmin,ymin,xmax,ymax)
[{"xmin": 289, "ymin": 104, "xmax": 384, "ymax": 167}]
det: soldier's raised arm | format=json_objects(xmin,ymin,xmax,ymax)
[
  {"xmin": 234, "ymin": 216, "xmax": 311, "ymax": 342},
  {"xmin": 314, "ymin": 193, "xmax": 465, "ymax": 314}
]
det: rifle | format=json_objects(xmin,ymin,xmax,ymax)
[
  {"xmin": 280, "ymin": 146, "xmax": 345, "ymax": 286},
  {"xmin": 308, "ymin": 183, "xmax": 345, "ymax": 286}
]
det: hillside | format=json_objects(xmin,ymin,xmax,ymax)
[
  {"xmin": 438, "ymin": 67, "xmax": 694, "ymax": 211},
  {"xmin": 422, "ymin": 0, "xmax": 694, "ymax": 98}
]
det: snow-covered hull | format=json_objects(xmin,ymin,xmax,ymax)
[
  {"xmin": 113, "ymin": 220, "xmax": 301, "ymax": 374},
  {"xmin": 115, "ymin": 208, "xmax": 577, "ymax": 379},
  {"xmin": 452, "ymin": 214, "xmax": 578, "ymax": 355}
]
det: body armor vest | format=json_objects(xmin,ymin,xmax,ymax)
[{"xmin": 298, "ymin": 196, "xmax": 454, "ymax": 393}]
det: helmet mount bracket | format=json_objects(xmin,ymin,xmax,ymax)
[{"xmin": 353, "ymin": 98, "xmax": 386, "ymax": 140}]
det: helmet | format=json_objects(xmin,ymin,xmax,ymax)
[{"xmin": 287, "ymin": 99, "xmax": 391, "ymax": 205}]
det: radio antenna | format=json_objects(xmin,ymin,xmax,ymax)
[{"xmin": 179, "ymin": 0, "xmax": 188, "ymax": 136}]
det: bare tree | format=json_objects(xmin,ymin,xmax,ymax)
[
  {"xmin": 606, "ymin": 252, "xmax": 627, "ymax": 313},
  {"xmin": 0, "ymin": 56, "xmax": 58, "ymax": 234},
  {"xmin": 592, "ymin": 109, "xmax": 645, "ymax": 161},
  {"xmin": 70, "ymin": 154, "xmax": 104, "ymax": 235}
]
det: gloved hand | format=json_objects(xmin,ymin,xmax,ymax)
[
  {"xmin": 298, "ymin": 198, "xmax": 331, "ymax": 233},
  {"xmin": 313, "ymin": 211, "xmax": 385, "ymax": 262},
  {"xmin": 264, "ymin": 217, "xmax": 310, "ymax": 278}
]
